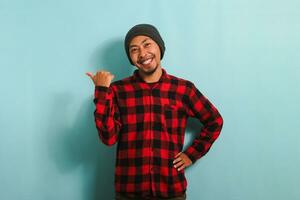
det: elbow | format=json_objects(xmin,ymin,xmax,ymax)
[
  {"xmin": 101, "ymin": 139, "xmax": 117, "ymax": 146},
  {"xmin": 218, "ymin": 114, "xmax": 224, "ymax": 129},
  {"xmin": 98, "ymin": 130, "xmax": 118, "ymax": 146}
]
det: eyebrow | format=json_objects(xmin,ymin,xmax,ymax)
[{"xmin": 129, "ymin": 38, "xmax": 150, "ymax": 49}]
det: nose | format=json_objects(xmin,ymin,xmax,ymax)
[{"xmin": 138, "ymin": 47, "xmax": 147, "ymax": 59}]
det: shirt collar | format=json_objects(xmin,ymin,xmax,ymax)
[{"xmin": 132, "ymin": 68, "xmax": 169, "ymax": 83}]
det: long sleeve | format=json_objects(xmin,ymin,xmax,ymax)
[
  {"xmin": 94, "ymin": 85, "xmax": 122, "ymax": 146},
  {"xmin": 183, "ymin": 83, "xmax": 223, "ymax": 163}
]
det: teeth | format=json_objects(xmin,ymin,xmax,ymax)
[{"xmin": 142, "ymin": 58, "xmax": 152, "ymax": 65}]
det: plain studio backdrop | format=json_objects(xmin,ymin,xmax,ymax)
[{"xmin": 0, "ymin": 0, "xmax": 299, "ymax": 199}]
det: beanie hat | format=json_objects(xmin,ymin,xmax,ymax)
[{"xmin": 124, "ymin": 24, "xmax": 165, "ymax": 65}]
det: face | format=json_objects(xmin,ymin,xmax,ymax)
[{"xmin": 129, "ymin": 35, "xmax": 161, "ymax": 75}]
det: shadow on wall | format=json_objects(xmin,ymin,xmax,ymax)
[
  {"xmin": 47, "ymin": 97, "xmax": 116, "ymax": 200},
  {"xmin": 90, "ymin": 38, "xmax": 134, "ymax": 80},
  {"xmin": 89, "ymin": 38, "xmax": 134, "ymax": 199},
  {"xmin": 47, "ymin": 39, "xmax": 132, "ymax": 200}
]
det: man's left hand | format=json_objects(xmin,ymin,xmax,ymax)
[{"xmin": 173, "ymin": 152, "xmax": 192, "ymax": 171}]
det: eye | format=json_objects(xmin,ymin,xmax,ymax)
[
  {"xmin": 130, "ymin": 48, "xmax": 138, "ymax": 53},
  {"xmin": 144, "ymin": 43, "xmax": 151, "ymax": 48}
]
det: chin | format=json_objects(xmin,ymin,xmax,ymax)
[{"xmin": 143, "ymin": 65, "xmax": 159, "ymax": 75}]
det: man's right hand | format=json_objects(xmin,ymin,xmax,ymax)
[{"xmin": 86, "ymin": 71, "xmax": 115, "ymax": 87}]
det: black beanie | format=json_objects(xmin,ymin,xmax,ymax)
[{"xmin": 124, "ymin": 24, "xmax": 165, "ymax": 65}]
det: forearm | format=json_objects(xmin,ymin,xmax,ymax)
[
  {"xmin": 94, "ymin": 86, "xmax": 121, "ymax": 146},
  {"xmin": 184, "ymin": 111, "xmax": 223, "ymax": 162}
]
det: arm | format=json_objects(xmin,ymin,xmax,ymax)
[
  {"xmin": 87, "ymin": 71, "xmax": 122, "ymax": 146},
  {"xmin": 183, "ymin": 83, "xmax": 223, "ymax": 163},
  {"xmin": 94, "ymin": 85, "xmax": 122, "ymax": 146}
]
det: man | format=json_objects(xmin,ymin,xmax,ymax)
[{"xmin": 86, "ymin": 24, "xmax": 223, "ymax": 200}]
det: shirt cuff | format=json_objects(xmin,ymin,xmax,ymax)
[
  {"xmin": 95, "ymin": 85, "xmax": 109, "ymax": 91},
  {"xmin": 94, "ymin": 86, "xmax": 111, "ymax": 102},
  {"xmin": 184, "ymin": 147, "xmax": 199, "ymax": 163}
]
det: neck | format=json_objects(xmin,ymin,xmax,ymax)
[{"xmin": 139, "ymin": 66, "xmax": 163, "ymax": 83}]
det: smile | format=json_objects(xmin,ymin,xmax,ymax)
[{"xmin": 142, "ymin": 58, "xmax": 152, "ymax": 65}]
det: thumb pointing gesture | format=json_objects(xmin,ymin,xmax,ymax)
[
  {"xmin": 86, "ymin": 71, "xmax": 114, "ymax": 87},
  {"xmin": 86, "ymin": 72, "xmax": 96, "ymax": 85}
]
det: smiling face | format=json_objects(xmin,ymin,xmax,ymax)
[{"xmin": 128, "ymin": 35, "xmax": 161, "ymax": 75}]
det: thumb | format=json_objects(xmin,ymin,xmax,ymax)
[{"xmin": 86, "ymin": 72, "xmax": 94, "ymax": 79}]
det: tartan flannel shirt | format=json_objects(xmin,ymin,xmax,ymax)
[{"xmin": 93, "ymin": 68, "xmax": 223, "ymax": 198}]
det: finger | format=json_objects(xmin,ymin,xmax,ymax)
[
  {"xmin": 100, "ymin": 70, "xmax": 110, "ymax": 75},
  {"xmin": 177, "ymin": 164, "xmax": 185, "ymax": 171},
  {"xmin": 173, "ymin": 158, "xmax": 184, "ymax": 167},
  {"xmin": 174, "ymin": 161, "xmax": 184, "ymax": 169},
  {"xmin": 173, "ymin": 157, "xmax": 183, "ymax": 164},
  {"xmin": 107, "ymin": 72, "xmax": 114, "ymax": 77},
  {"xmin": 175, "ymin": 152, "xmax": 182, "ymax": 158}
]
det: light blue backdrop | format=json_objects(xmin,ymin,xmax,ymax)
[{"xmin": 1, "ymin": 0, "xmax": 299, "ymax": 199}]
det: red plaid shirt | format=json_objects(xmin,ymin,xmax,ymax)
[{"xmin": 93, "ymin": 68, "xmax": 223, "ymax": 198}]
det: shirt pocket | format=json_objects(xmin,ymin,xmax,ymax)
[{"xmin": 162, "ymin": 103, "xmax": 185, "ymax": 134}]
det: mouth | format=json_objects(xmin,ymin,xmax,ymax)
[{"xmin": 138, "ymin": 56, "xmax": 154, "ymax": 66}]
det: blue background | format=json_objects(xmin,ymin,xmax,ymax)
[{"xmin": 1, "ymin": 0, "xmax": 299, "ymax": 199}]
